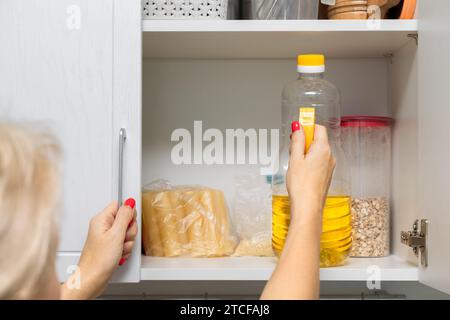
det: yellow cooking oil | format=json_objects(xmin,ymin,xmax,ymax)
[{"xmin": 272, "ymin": 194, "xmax": 352, "ymax": 267}]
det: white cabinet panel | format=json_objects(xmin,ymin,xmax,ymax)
[
  {"xmin": 389, "ymin": 40, "xmax": 418, "ymax": 263},
  {"xmin": 110, "ymin": 0, "xmax": 142, "ymax": 283},
  {"xmin": 0, "ymin": 0, "xmax": 113, "ymax": 251},
  {"xmin": 0, "ymin": 0, "xmax": 141, "ymax": 283},
  {"xmin": 142, "ymin": 20, "xmax": 418, "ymax": 59},
  {"xmin": 141, "ymin": 256, "xmax": 418, "ymax": 281},
  {"xmin": 418, "ymin": 0, "xmax": 450, "ymax": 294}
]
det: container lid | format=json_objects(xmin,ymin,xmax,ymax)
[
  {"xmin": 341, "ymin": 116, "xmax": 393, "ymax": 127},
  {"xmin": 297, "ymin": 54, "xmax": 325, "ymax": 73}
]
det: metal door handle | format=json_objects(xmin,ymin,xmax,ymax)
[{"xmin": 118, "ymin": 128, "xmax": 127, "ymax": 205}]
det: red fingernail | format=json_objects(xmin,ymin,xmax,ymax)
[
  {"xmin": 291, "ymin": 121, "xmax": 301, "ymax": 132},
  {"xmin": 289, "ymin": 133, "xmax": 292, "ymax": 140},
  {"xmin": 124, "ymin": 198, "xmax": 135, "ymax": 209},
  {"xmin": 119, "ymin": 258, "xmax": 126, "ymax": 266}
]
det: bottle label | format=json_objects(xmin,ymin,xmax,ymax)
[{"xmin": 299, "ymin": 107, "xmax": 315, "ymax": 153}]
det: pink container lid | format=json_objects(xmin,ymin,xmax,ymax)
[{"xmin": 341, "ymin": 116, "xmax": 393, "ymax": 128}]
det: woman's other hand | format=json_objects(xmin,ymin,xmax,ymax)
[
  {"xmin": 287, "ymin": 123, "xmax": 336, "ymax": 227},
  {"xmin": 61, "ymin": 199, "xmax": 138, "ymax": 299}
]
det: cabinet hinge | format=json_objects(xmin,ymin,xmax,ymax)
[
  {"xmin": 401, "ymin": 219, "xmax": 428, "ymax": 267},
  {"xmin": 383, "ymin": 53, "xmax": 394, "ymax": 64},
  {"xmin": 407, "ymin": 33, "xmax": 418, "ymax": 46}
]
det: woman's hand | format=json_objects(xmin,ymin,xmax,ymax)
[
  {"xmin": 261, "ymin": 122, "xmax": 335, "ymax": 300},
  {"xmin": 61, "ymin": 199, "xmax": 138, "ymax": 299},
  {"xmin": 287, "ymin": 123, "xmax": 336, "ymax": 227}
]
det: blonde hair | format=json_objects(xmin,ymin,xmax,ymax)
[{"xmin": 0, "ymin": 123, "xmax": 60, "ymax": 299}]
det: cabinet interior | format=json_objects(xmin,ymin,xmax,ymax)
[{"xmin": 140, "ymin": 28, "xmax": 419, "ymax": 279}]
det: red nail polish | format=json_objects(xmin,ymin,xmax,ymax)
[
  {"xmin": 291, "ymin": 121, "xmax": 301, "ymax": 132},
  {"xmin": 289, "ymin": 133, "xmax": 292, "ymax": 140},
  {"xmin": 119, "ymin": 258, "xmax": 126, "ymax": 266},
  {"xmin": 124, "ymin": 198, "xmax": 135, "ymax": 209}
]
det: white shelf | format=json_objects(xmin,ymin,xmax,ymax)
[
  {"xmin": 140, "ymin": 255, "xmax": 418, "ymax": 281},
  {"xmin": 142, "ymin": 19, "xmax": 418, "ymax": 59}
]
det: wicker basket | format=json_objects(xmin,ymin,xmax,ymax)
[{"xmin": 143, "ymin": 0, "xmax": 229, "ymax": 20}]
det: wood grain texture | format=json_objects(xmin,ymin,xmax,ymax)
[
  {"xmin": 0, "ymin": 0, "xmax": 142, "ymax": 283},
  {"xmin": 0, "ymin": 0, "xmax": 114, "ymax": 255},
  {"xmin": 111, "ymin": 0, "xmax": 142, "ymax": 283}
]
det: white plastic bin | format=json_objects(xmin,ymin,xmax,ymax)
[{"xmin": 142, "ymin": 0, "xmax": 233, "ymax": 20}]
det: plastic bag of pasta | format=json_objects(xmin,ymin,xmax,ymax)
[
  {"xmin": 232, "ymin": 175, "xmax": 274, "ymax": 257},
  {"xmin": 142, "ymin": 180, "xmax": 236, "ymax": 257}
]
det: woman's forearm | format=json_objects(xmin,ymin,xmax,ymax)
[
  {"xmin": 261, "ymin": 201, "xmax": 322, "ymax": 300},
  {"xmin": 261, "ymin": 124, "xmax": 333, "ymax": 300}
]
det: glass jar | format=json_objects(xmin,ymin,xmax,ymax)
[
  {"xmin": 341, "ymin": 116, "xmax": 393, "ymax": 257},
  {"xmin": 272, "ymin": 54, "xmax": 352, "ymax": 267}
]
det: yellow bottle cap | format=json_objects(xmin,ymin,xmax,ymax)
[
  {"xmin": 297, "ymin": 54, "xmax": 325, "ymax": 66},
  {"xmin": 297, "ymin": 54, "xmax": 325, "ymax": 73}
]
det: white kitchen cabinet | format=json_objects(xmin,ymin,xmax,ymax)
[
  {"xmin": 1, "ymin": 0, "xmax": 450, "ymax": 298},
  {"xmin": 0, "ymin": 0, "xmax": 141, "ymax": 283},
  {"xmin": 137, "ymin": 0, "xmax": 450, "ymax": 299},
  {"xmin": 139, "ymin": 34, "xmax": 420, "ymax": 284}
]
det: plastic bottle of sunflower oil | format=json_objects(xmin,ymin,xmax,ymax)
[{"xmin": 272, "ymin": 54, "xmax": 352, "ymax": 267}]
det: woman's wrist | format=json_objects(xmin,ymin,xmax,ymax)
[
  {"xmin": 61, "ymin": 258, "xmax": 111, "ymax": 300},
  {"xmin": 78, "ymin": 259, "xmax": 111, "ymax": 297},
  {"xmin": 290, "ymin": 195, "xmax": 323, "ymax": 226}
]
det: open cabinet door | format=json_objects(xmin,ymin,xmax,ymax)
[
  {"xmin": 417, "ymin": 0, "xmax": 450, "ymax": 294},
  {"xmin": 110, "ymin": 0, "xmax": 142, "ymax": 283},
  {"xmin": 0, "ymin": 0, "xmax": 141, "ymax": 283}
]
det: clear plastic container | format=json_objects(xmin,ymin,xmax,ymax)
[
  {"xmin": 341, "ymin": 116, "xmax": 393, "ymax": 257},
  {"xmin": 272, "ymin": 54, "xmax": 352, "ymax": 267},
  {"xmin": 241, "ymin": 0, "xmax": 320, "ymax": 20}
]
